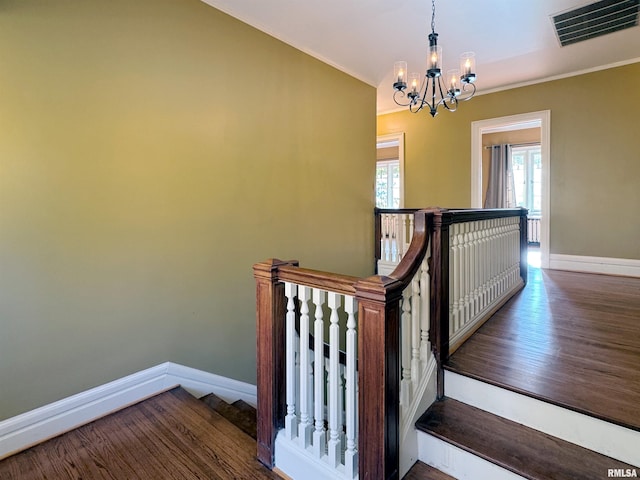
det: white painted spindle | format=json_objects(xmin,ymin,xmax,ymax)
[
  {"xmin": 312, "ymin": 289, "xmax": 326, "ymax": 457},
  {"xmin": 401, "ymin": 289, "xmax": 412, "ymax": 406},
  {"xmin": 284, "ymin": 283, "xmax": 298, "ymax": 440},
  {"xmin": 327, "ymin": 292, "xmax": 342, "ymax": 467},
  {"xmin": 411, "ymin": 274, "xmax": 421, "ymax": 385},
  {"xmin": 344, "ymin": 296, "xmax": 358, "ymax": 478},
  {"xmin": 298, "ymin": 286, "xmax": 312, "ymax": 448}
]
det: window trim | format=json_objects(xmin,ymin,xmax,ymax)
[{"xmin": 376, "ymin": 133, "xmax": 405, "ymax": 208}]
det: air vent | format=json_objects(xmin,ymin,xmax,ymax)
[{"xmin": 552, "ymin": 0, "xmax": 639, "ymax": 46}]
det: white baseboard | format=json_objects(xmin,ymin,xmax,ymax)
[
  {"xmin": 0, "ymin": 362, "xmax": 256, "ymax": 460},
  {"xmin": 549, "ymin": 254, "xmax": 640, "ymax": 277}
]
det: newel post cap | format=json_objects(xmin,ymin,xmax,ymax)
[
  {"xmin": 253, "ymin": 258, "xmax": 299, "ymax": 280},
  {"xmin": 354, "ymin": 275, "xmax": 404, "ymax": 304}
]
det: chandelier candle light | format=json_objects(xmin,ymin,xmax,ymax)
[{"xmin": 393, "ymin": 0, "xmax": 477, "ymax": 116}]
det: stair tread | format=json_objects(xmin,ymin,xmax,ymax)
[
  {"xmin": 403, "ymin": 461, "xmax": 457, "ymax": 479},
  {"xmin": 231, "ymin": 398, "xmax": 257, "ymax": 417},
  {"xmin": 200, "ymin": 393, "xmax": 257, "ymax": 440},
  {"xmin": 416, "ymin": 397, "xmax": 635, "ymax": 480}
]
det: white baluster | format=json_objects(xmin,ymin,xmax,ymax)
[
  {"xmin": 312, "ymin": 288, "xmax": 326, "ymax": 457},
  {"xmin": 298, "ymin": 286, "xmax": 312, "ymax": 448},
  {"xmin": 450, "ymin": 224, "xmax": 459, "ymax": 336},
  {"xmin": 401, "ymin": 289, "xmax": 412, "ymax": 406},
  {"xmin": 383, "ymin": 214, "xmax": 391, "ymax": 262},
  {"xmin": 327, "ymin": 292, "xmax": 342, "ymax": 467},
  {"xmin": 391, "ymin": 215, "xmax": 399, "ymax": 262},
  {"xmin": 420, "ymin": 250, "xmax": 431, "ymax": 364},
  {"xmin": 463, "ymin": 224, "xmax": 472, "ymax": 326},
  {"xmin": 480, "ymin": 224, "xmax": 489, "ymax": 308},
  {"xmin": 408, "ymin": 214, "xmax": 415, "ymax": 244},
  {"xmin": 471, "ymin": 225, "xmax": 481, "ymax": 317},
  {"xmin": 411, "ymin": 273, "xmax": 421, "ymax": 385},
  {"xmin": 398, "ymin": 214, "xmax": 406, "ymax": 261},
  {"xmin": 344, "ymin": 296, "xmax": 358, "ymax": 478},
  {"xmin": 284, "ymin": 283, "xmax": 298, "ymax": 440}
]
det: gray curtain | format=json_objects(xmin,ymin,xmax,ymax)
[{"xmin": 484, "ymin": 144, "xmax": 516, "ymax": 209}]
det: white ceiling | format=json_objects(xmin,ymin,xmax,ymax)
[{"xmin": 201, "ymin": 0, "xmax": 640, "ymax": 113}]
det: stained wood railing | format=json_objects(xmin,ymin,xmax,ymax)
[{"xmin": 255, "ymin": 207, "xmax": 528, "ymax": 479}]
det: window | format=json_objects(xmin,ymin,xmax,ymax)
[
  {"xmin": 376, "ymin": 133, "xmax": 404, "ymax": 208},
  {"xmin": 376, "ymin": 160, "xmax": 401, "ymax": 208},
  {"xmin": 511, "ymin": 145, "xmax": 542, "ymax": 215}
]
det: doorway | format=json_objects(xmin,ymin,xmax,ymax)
[{"xmin": 471, "ymin": 111, "xmax": 550, "ymax": 268}]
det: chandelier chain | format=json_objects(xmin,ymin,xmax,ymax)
[{"xmin": 431, "ymin": 0, "xmax": 436, "ymax": 34}]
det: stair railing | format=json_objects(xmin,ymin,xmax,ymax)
[
  {"xmin": 254, "ymin": 210, "xmax": 432, "ymax": 480},
  {"xmin": 255, "ymin": 207, "xmax": 528, "ymax": 479}
]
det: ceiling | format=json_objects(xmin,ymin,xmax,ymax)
[{"xmin": 200, "ymin": 0, "xmax": 640, "ymax": 113}]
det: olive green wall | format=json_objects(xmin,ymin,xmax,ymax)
[
  {"xmin": 0, "ymin": 0, "xmax": 375, "ymax": 420},
  {"xmin": 377, "ymin": 62, "xmax": 640, "ymax": 260}
]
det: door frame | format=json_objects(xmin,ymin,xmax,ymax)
[{"xmin": 471, "ymin": 111, "xmax": 551, "ymax": 268}]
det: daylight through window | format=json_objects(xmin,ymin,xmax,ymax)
[
  {"xmin": 511, "ymin": 145, "xmax": 541, "ymax": 215},
  {"xmin": 376, "ymin": 160, "xmax": 400, "ymax": 208}
]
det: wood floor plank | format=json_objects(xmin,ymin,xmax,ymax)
[
  {"xmin": 446, "ymin": 267, "xmax": 640, "ymax": 431},
  {"xmin": 0, "ymin": 387, "xmax": 279, "ymax": 480},
  {"xmin": 416, "ymin": 398, "xmax": 636, "ymax": 480}
]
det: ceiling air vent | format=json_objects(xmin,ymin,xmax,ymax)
[{"xmin": 552, "ymin": 0, "xmax": 639, "ymax": 46}]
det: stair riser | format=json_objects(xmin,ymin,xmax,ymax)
[
  {"xmin": 445, "ymin": 371, "xmax": 640, "ymax": 466},
  {"xmin": 417, "ymin": 433, "xmax": 527, "ymax": 480}
]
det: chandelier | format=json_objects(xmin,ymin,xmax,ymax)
[{"xmin": 392, "ymin": 0, "xmax": 477, "ymax": 117}]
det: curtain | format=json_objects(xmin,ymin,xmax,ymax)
[{"xmin": 484, "ymin": 144, "xmax": 516, "ymax": 209}]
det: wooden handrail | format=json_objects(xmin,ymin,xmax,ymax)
[{"xmin": 277, "ymin": 265, "xmax": 358, "ymax": 297}]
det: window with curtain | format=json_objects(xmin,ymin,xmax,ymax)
[
  {"xmin": 511, "ymin": 145, "xmax": 542, "ymax": 215},
  {"xmin": 376, "ymin": 160, "xmax": 400, "ymax": 208},
  {"xmin": 484, "ymin": 144, "xmax": 516, "ymax": 209}
]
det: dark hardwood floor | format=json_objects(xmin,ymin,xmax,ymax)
[
  {"xmin": 0, "ymin": 387, "xmax": 280, "ymax": 480},
  {"xmin": 446, "ymin": 267, "xmax": 640, "ymax": 431}
]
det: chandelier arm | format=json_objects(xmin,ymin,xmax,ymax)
[
  {"xmin": 459, "ymin": 82, "xmax": 477, "ymax": 101},
  {"xmin": 393, "ymin": 89, "xmax": 413, "ymax": 107},
  {"xmin": 442, "ymin": 95, "xmax": 458, "ymax": 112}
]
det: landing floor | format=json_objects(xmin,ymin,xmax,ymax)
[{"xmin": 446, "ymin": 267, "xmax": 640, "ymax": 431}]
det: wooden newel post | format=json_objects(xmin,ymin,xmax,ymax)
[
  {"xmin": 374, "ymin": 208, "xmax": 382, "ymax": 272},
  {"xmin": 253, "ymin": 258, "xmax": 298, "ymax": 468},
  {"xmin": 355, "ymin": 275, "xmax": 404, "ymax": 480},
  {"xmin": 519, "ymin": 208, "xmax": 529, "ymax": 286},
  {"xmin": 429, "ymin": 210, "xmax": 450, "ymax": 400}
]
